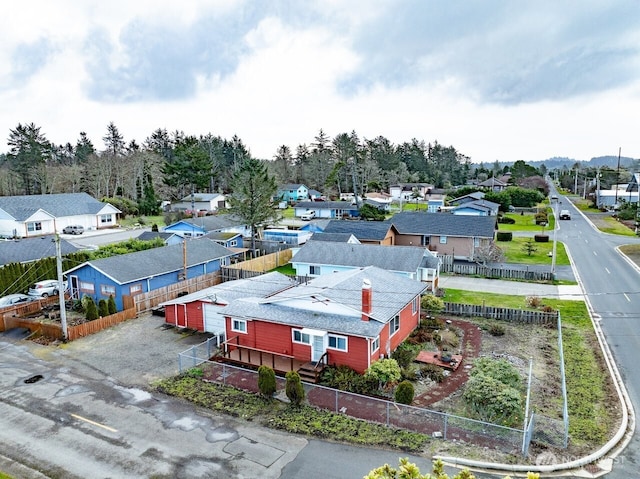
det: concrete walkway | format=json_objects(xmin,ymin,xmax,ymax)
[{"xmin": 438, "ymin": 275, "xmax": 584, "ymax": 301}]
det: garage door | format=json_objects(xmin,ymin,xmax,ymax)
[{"xmin": 203, "ymin": 304, "xmax": 226, "ymax": 335}]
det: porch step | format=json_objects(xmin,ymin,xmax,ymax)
[{"xmin": 297, "ymin": 362, "xmax": 325, "ymax": 383}]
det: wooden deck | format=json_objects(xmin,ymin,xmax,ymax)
[{"xmin": 415, "ymin": 350, "xmax": 463, "ymax": 371}]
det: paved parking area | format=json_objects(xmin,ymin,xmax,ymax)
[{"xmin": 46, "ymin": 312, "xmax": 212, "ymax": 387}]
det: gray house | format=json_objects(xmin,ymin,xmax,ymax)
[
  {"xmin": 0, "ymin": 235, "xmax": 82, "ymax": 267},
  {"xmin": 291, "ymin": 240, "xmax": 440, "ymax": 291}
]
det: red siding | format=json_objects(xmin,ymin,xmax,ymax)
[
  {"xmin": 255, "ymin": 322, "xmax": 293, "ymax": 355},
  {"xmin": 368, "ymin": 297, "xmax": 420, "ymax": 367},
  {"xmin": 164, "ymin": 301, "xmax": 205, "ymax": 331},
  {"xmin": 329, "ymin": 336, "xmax": 370, "ymax": 373}
]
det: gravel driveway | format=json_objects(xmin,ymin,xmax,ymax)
[{"xmin": 47, "ymin": 312, "xmax": 213, "ymax": 388}]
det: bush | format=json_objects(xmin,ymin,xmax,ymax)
[
  {"xmin": 534, "ymin": 212, "xmax": 548, "ymax": 225},
  {"xmin": 258, "ymin": 365, "xmax": 277, "ymax": 398},
  {"xmin": 285, "ymin": 371, "xmax": 305, "ymax": 406},
  {"xmin": 85, "ymin": 297, "xmax": 99, "ymax": 321},
  {"xmin": 534, "ymin": 234, "xmax": 549, "ymax": 242},
  {"xmin": 394, "ymin": 380, "xmax": 415, "ymax": 405},
  {"xmin": 463, "ymin": 373, "xmax": 522, "ymax": 426},
  {"xmin": 420, "ymin": 364, "xmax": 445, "ymax": 383},
  {"xmin": 400, "ymin": 365, "xmax": 418, "ymax": 382},
  {"xmin": 496, "ymin": 231, "xmax": 513, "ymax": 241},
  {"xmin": 391, "ymin": 343, "xmax": 418, "ymax": 369},
  {"xmin": 365, "ymin": 359, "xmax": 402, "ymax": 390},
  {"xmin": 497, "ymin": 216, "xmax": 516, "ymax": 224},
  {"xmin": 526, "ymin": 295, "xmax": 542, "ymax": 308},
  {"xmin": 471, "ymin": 357, "xmax": 522, "ymax": 390},
  {"xmin": 98, "ymin": 299, "xmax": 109, "ymax": 317},
  {"xmin": 319, "ymin": 365, "xmax": 378, "ymax": 395},
  {"xmin": 541, "ymin": 305, "xmax": 555, "ymax": 313},
  {"xmin": 420, "ymin": 295, "xmax": 444, "ymax": 316},
  {"xmin": 108, "ymin": 295, "xmax": 117, "ymax": 315},
  {"xmin": 488, "ymin": 324, "xmax": 505, "ymax": 336}
]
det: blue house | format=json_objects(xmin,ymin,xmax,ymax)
[
  {"xmin": 452, "ymin": 199, "xmax": 500, "ymax": 216},
  {"xmin": 136, "ymin": 231, "xmax": 183, "ymax": 246},
  {"xmin": 163, "ymin": 214, "xmax": 250, "ymax": 239},
  {"xmin": 64, "ymin": 239, "xmax": 235, "ymax": 311},
  {"xmin": 277, "ymin": 184, "xmax": 309, "ymax": 203},
  {"xmin": 203, "ymin": 231, "xmax": 244, "ymax": 249}
]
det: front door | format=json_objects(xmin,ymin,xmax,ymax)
[{"xmin": 312, "ymin": 335, "xmax": 326, "ymax": 362}]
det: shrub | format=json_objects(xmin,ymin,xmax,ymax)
[
  {"xmin": 496, "ymin": 231, "xmax": 513, "ymax": 241},
  {"xmin": 394, "ymin": 380, "xmax": 415, "ymax": 405},
  {"xmin": 85, "ymin": 297, "xmax": 99, "ymax": 321},
  {"xmin": 400, "ymin": 365, "xmax": 418, "ymax": 382},
  {"xmin": 258, "ymin": 365, "xmax": 277, "ymax": 398},
  {"xmin": 541, "ymin": 305, "xmax": 555, "ymax": 313},
  {"xmin": 98, "ymin": 299, "xmax": 109, "ymax": 317},
  {"xmin": 488, "ymin": 324, "xmax": 506, "ymax": 336},
  {"xmin": 365, "ymin": 359, "xmax": 402, "ymax": 390},
  {"xmin": 463, "ymin": 373, "xmax": 522, "ymax": 426},
  {"xmin": 420, "ymin": 295, "xmax": 444, "ymax": 316},
  {"xmin": 108, "ymin": 295, "xmax": 117, "ymax": 314},
  {"xmin": 534, "ymin": 234, "xmax": 549, "ymax": 242},
  {"xmin": 436, "ymin": 329, "xmax": 459, "ymax": 351},
  {"xmin": 391, "ymin": 343, "xmax": 419, "ymax": 369},
  {"xmin": 470, "ymin": 357, "xmax": 522, "ymax": 389},
  {"xmin": 526, "ymin": 295, "xmax": 542, "ymax": 308},
  {"xmin": 534, "ymin": 212, "xmax": 548, "ymax": 225},
  {"xmin": 497, "ymin": 216, "xmax": 516, "ymax": 224},
  {"xmin": 420, "ymin": 364, "xmax": 445, "ymax": 383},
  {"xmin": 285, "ymin": 371, "xmax": 305, "ymax": 406}
]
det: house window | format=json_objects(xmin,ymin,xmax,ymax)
[
  {"xmin": 229, "ymin": 239, "xmax": 237, "ymax": 247},
  {"xmin": 309, "ymin": 265, "xmax": 320, "ymax": 275},
  {"xmin": 129, "ymin": 283, "xmax": 142, "ymax": 295},
  {"xmin": 412, "ymin": 296, "xmax": 419, "ymax": 314},
  {"xmin": 390, "ymin": 315, "xmax": 400, "ymax": 336},
  {"xmin": 80, "ymin": 281, "xmax": 95, "ymax": 294},
  {"xmin": 474, "ymin": 237, "xmax": 480, "ymax": 247},
  {"xmin": 27, "ymin": 222, "xmax": 42, "ymax": 232},
  {"xmin": 440, "ymin": 236, "xmax": 447, "ymax": 244},
  {"xmin": 100, "ymin": 214, "xmax": 113, "ymax": 224},
  {"xmin": 422, "ymin": 236, "xmax": 430, "ymax": 247},
  {"xmin": 328, "ymin": 335, "xmax": 347, "ymax": 351},
  {"xmin": 292, "ymin": 329, "xmax": 311, "ymax": 344},
  {"xmin": 371, "ymin": 337, "xmax": 380, "ymax": 353},
  {"xmin": 101, "ymin": 284, "xmax": 116, "ymax": 296},
  {"xmin": 232, "ymin": 319, "xmax": 247, "ymax": 333}
]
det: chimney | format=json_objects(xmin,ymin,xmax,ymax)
[{"xmin": 361, "ymin": 279, "xmax": 372, "ymax": 321}]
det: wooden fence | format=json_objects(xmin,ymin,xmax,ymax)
[
  {"xmin": 225, "ymin": 249, "xmax": 292, "ymax": 272},
  {"xmin": 131, "ymin": 271, "xmax": 221, "ymax": 313},
  {"xmin": 439, "ymin": 255, "xmax": 554, "ymax": 281},
  {"xmin": 66, "ymin": 308, "xmax": 137, "ymax": 340},
  {"xmin": 443, "ymin": 302, "xmax": 558, "ymax": 326}
]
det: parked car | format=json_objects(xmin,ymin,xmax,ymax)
[
  {"xmin": 300, "ymin": 211, "xmax": 316, "ymax": 221},
  {"xmin": 0, "ymin": 293, "xmax": 33, "ymax": 307},
  {"xmin": 559, "ymin": 210, "xmax": 571, "ymax": 220},
  {"xmin": 63, "ymin": 225, "xmax": 84, "ymax": 235},
  {"xmin": 28, "ymin": 280, "xmax": 68, "ymax": 298}
]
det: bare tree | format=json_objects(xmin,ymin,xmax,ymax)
[{"xmin": 473, "ymin": 242, "xmax": 505, "ymax": 266}]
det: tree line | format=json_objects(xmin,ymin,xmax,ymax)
[{"xmin": 0, "ymin": 123, "xmax": 476, "ymax": 209}]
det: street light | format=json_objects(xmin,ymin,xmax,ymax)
[{"xmin": 550, "ymin": 195, "xmax": 559, "ymax": 278}]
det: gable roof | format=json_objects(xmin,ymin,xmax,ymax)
[
  {"xmin": 391, "ymin": 212, "xmax": 496, "ymax": 238},
  {"xmin": 0, "ymin": 235, "xmax": 82, "ymax": 266},
  {"xmin": 449, "ymin": 191, "xmax": 485, "ymax": 205},
  {"xmin": 453, "ymin": 199, "xmax": 500, "ymax": 213},
  {"xmin": 478, "ymin": 177, "xmax": 507, "ymax": 187},
  {"xmin": 0, "ymin": 193, "xmax": 120, "ymax": 221},
  {"xmin": 323, "ymin": 219, "xmax": 394, "ymax": 241},
  {"xmin": 279, "ymin": 183, "xmax": 307, "ymax": 190},
  {"xmin": 136, "ymin": 231, "xmax": 179, "ymax": 242},
  {"xmin": 220, "ymin": 266, "xmax": 427, "ymax": 338},
  {"xmin": 294, "ymin": 241, "xmax": 433, "ymax": 273},
  {"xmin": 160, "ymin": 271, "xmax": 295, "ymax": 306},
  {"xmin": 168, "ymin": 214, "xmax": 247, "ymax": 233},
  {"xmin": 65, "ymin": 238, "xmax": 234, "ymax": 284},
  {"xmin": 178, "ymin": 193, "xmax": 224, "ymax": 202},
  {"xmin": 308, "ymin": 232, "xmax": 360, "ymax": 243}
]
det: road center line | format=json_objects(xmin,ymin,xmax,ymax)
[
  {"xmin": 624, "ymin": 293, "xmax": 631, "ymax": 302},
  {"xmin": 70, "ymin": 413, "xmax": 118, "ymax": 432},
  {"xmin": 593, "ymin": 251, "xmax": 598, "ymax": 256},
  {"xmin": 605, "ymin": 268, "xmax": 610, "ymax": 274}
]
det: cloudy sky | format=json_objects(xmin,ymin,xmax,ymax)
[{"xmin": 1, "ymin": 1, "xmax": 638, "ymax": 164}]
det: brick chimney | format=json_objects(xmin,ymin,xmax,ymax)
[{"xmin": 361, "ymin": 279, "xmax": 372, "ymax": 321}]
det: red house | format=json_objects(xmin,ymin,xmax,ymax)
[
  {"xmin": 218, "ymin": 266, "xmax": 427, "ymax": 376},
  {"xmin": 160, "ymin": 272, "xmax": 295, "ymax": 336}
]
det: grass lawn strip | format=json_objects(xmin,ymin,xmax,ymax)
[{"xmin": 498, "ymin": 236, "xmax": 570, "ymax": 265}]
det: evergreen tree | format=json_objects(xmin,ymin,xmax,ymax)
[
  {"xmin": 85, "ymin": 297, "xmax": 99, "ymax": 321},
  {"xmin": 227, "ymin": 157, "xmax": 279, "ymax": 252},
  {"xmin": 257, "ymin": 365, "xmax": 277, "ymax": 398},
  {"xmin": 108, "ymin": 295, "xmax": 117, "ymax": 314},
  {"xmin": 98, "ymin": 299, "xmax": 109, "ymax": 317},
  {"xmin": 285, "ymin": 371, "xmax": 305, "ymax": 407}
]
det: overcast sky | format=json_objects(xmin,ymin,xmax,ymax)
[{"xmin": 1, "ymin": 1, "xmax": 638, "ymax": 164}]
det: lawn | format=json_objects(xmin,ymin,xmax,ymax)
[
  {"xmin": 119, "ymin": 215, "xmax": 166, "ymax": 228},
  {"xmin": 497, "ymin": 236, "xmax": 570, "ymax": 265},
  {"xmin": 498, "ymin": 211, "xmax": 555, "ymax": 232},
  {"xmin": 597, "ymin": 217, "xmax": 638, "ymax": 236},
  {"xmin": 620, "ymin": 244, "xmax": 640, "ymax": 268}
]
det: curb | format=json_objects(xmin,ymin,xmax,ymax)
[{"xmin": 435, "ymin": 240, "xmax": 636, "ymax": 477}]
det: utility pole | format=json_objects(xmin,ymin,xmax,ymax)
[
  {"xmin": 614, "ymin": 147, "xmax": 621, "ymax": 208},
  {"xmin": 54, "ymin": 235, "xmax": 68, "ymax": 340}
]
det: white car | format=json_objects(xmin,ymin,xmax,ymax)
[
  {"xmin": 0, "ymin": 293, "xmax": 33, "ymax": 307},
  {"xmin": 559, "ymin": 210, "xmax": 571, "ymax": 220},
  {"xmin": 28, "ymin": 280, "xmax": 68, "ymax": 298},
  {"xmin": 300, "ymin": 211, "xmax": 316, "ymax": 221}
]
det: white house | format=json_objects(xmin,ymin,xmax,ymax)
[
  {"xmin": 0, "ymin": 193, "xmax": 120, "ymax": 238},
  {"xmin": 171, "ymin": 193, "xmax": 227, "ymax": 213}
]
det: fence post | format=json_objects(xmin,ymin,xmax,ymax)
[
  {"xmin": 335, "ymin": 389, "xmax": 338, "ymax": 413},
  {"xmin": 443, "ymin": 414, "xmax": 448, "ymax": 440},
  {"xmin": 386, "ymin": 401, "xmax": 390, "ymax": 426}
]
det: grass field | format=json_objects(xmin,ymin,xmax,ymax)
[
  {"xmin": 597, "ymin": 216, "xmax": 638, "ymax": 236},
  {"xmin": 497, "ymin": 236, "xmax": 570, "ymax": 265},
  {"xmin": 497, "ymin": 211, "xmax": 555, "ymax": 232}
]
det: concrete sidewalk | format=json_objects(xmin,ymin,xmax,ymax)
[{"xmin": 438, "ymin": 275, "xmax": 584, "ymax": 300}]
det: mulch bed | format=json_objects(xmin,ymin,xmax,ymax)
[{"xmin": 412, "ymin": 318, "xmax": 481, "ymax": 407}]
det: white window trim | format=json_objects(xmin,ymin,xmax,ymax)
[
  {"xmin": 440, "ymin": 236, "xmax": 447, "ymax": 244},
  {"xmin": 327, "ymin": 334, "xmax": 348, "ymax": 352},
  {"xmin": 390, "ymin": 315, "xmax": 400, "ymax": 337},
  {"xmin": 292, "ymin": 329, "xmax": 311, "ymax": 344},
  {"xmin": 232, "ymin": 319, "xmax": 247, "ymax": 334},
  {"xmin": 474, "ymin": 236, "xmax": 480, "ymax": 247},
  {"xmin": 412, "ymin": 296, "xmax": 418, "ymax": 314},
  {"xmin": 371, "ymin": 337, "xmax": 380, "ymax": 353}
]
